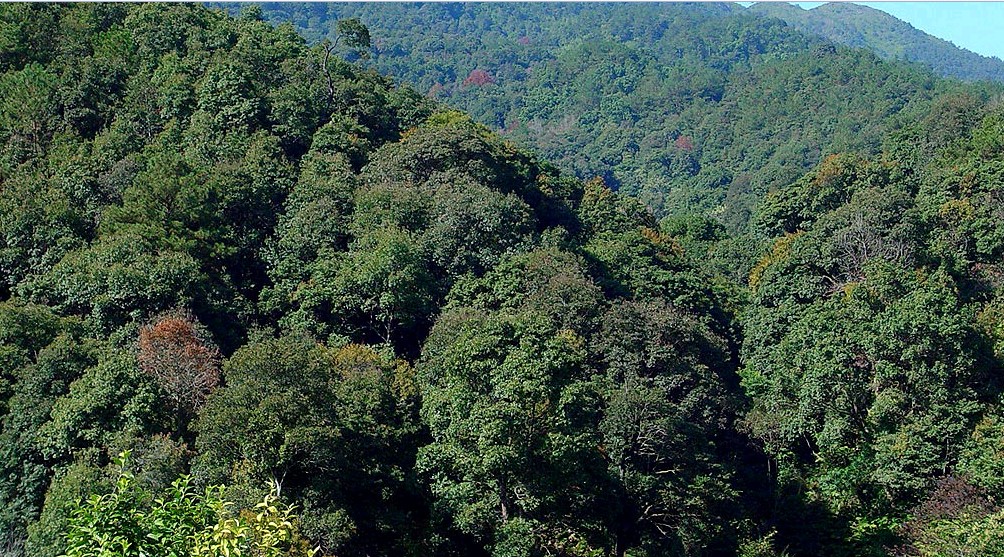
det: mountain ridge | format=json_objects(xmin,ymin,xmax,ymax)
[
  {"xmin": 242, "ymin": 2, "xmax": 992, "ymax": 231},
  {"xmin": 748, "ymin": 1, "xmax": 1004, "ymax": 82}
]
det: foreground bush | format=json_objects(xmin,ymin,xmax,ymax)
[{"xmin": 62, "ymin": 452, "xmax": 317, "ymax": 557}]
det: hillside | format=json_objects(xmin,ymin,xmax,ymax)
[
  {"xmin": 749, "ymin": 2, "xmax": 1004, "ymax": 82},
  {"xmin": 0, "ymin": 4, "xmax": 753, "ymax": 556},
  {"xmin": 2, "ymin": 4, "xmax": 1004, "ymax": 557},
  {"xmin": 243, "ymin": 2, "xmax": 996, "ymax": 231}
]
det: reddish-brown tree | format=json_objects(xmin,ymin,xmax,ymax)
[
  {"xmin": 138, "ymin": 311, "xmax": 221, "ymax": 431},
  {"xmin": 674, "ymin": 134, "xmax": 694, "ymax": 151},
  {"xmin": 462, "ymin": 69, "xmax": 495, "ymax": 87},
  {"xmin": 893, "ymin": 476, "xmax": 997, "ymax": 557}
]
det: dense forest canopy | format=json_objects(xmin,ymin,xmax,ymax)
[
  {"xmin": 241, "ymin": 2, "xmax": 1003, "ymax": 231},
  {"xmin": 0, "ymin": 3, "xmax": 1003, "ymax": 557}
]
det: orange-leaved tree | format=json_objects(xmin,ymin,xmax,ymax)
[{"xmin": 138, "ymin": 311, "xmax": 221, "ymax": 436}]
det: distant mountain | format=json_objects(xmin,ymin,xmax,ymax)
[
  {"xmin": 233, "ymin": 2, "xmax": 995, "ymax": 231},
  {"xmin": 748, "ymin": 2, "xmax": 1004, "ymax": 82}
]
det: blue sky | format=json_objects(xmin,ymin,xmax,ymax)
[{"xmin": 791, "ymin": 2, "xmax": 1004, "ymax": 60}]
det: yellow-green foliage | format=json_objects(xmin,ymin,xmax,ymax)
[
  {"xmin": 748, "ymin": 231, "xmax": 801, "ymax": 290},
  {"xmin": 914, "ymin": 511, "xmax": 1004, "ymax": 557},
  {"xmin": 62, "ymin": 452, "xmax": 317, "ymax": 557},
  {"xmin": 191, "ymin": 495, "xmax": 316, "ymax": 557},
  {"xmin": 977, "ymin": 297, "xmax": 1004, "ymax": 360}
]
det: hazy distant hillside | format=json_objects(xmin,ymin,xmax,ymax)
[
  {"xmin": 238, "ymin": 2, "xmax": 993, "ymax": 230},
  {"xmin": 749, "ymin": 2, "xmax": 1004, "ymax": 82}
]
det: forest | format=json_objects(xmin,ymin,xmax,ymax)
[
  {"xmin": 247, "ymin": 2, "xmax": 1003, "ymax": 230},
  {"xmin": 749, "ymin": 2, "xmax": 1004, "ymax": 83},
  {"xmin": 0, "ymin": 3, "xmax": 1003, "ymax": 557}
]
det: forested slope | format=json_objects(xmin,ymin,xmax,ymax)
[
  {"xmin": 750, "ymin": 2, "xmax": 1004, "ymax": 83},
  {"xmin": 246, "ymin": 2, "xmax": 1000, "ymax": 230},
  {"xmin": 1, "ymin": 4, "xmax": 1004, "ymax": 557},
  {"xmin": 0, "ymin": 4, "xmax": 753, "ymax": 556},
  {"xmin": 738, "ymin": 90, "xmax": 1004, "ymax": 555}
]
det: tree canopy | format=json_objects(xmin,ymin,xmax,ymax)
[{"xmin": 1, "ymin": 4, "xmax": 1003, "ymax": 557}]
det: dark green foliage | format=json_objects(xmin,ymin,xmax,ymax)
[
  {"xmin": 445, "ymin": 247, "xmax": 605, "ymax": 336},
  {"xmin": 0, "ymin": 63, "xmax": 59, "ymax": 168},
  {"xmin": 0, "ymin": 3, "xmax": 432, "ymax": 551},
  {"xmin": 418, "ymin": 304, "xmax": 605, "ymax": 556},
  {"xmin": 416, "ymin": 239, "xmax": 745, "ymax": 556},
  {"xmin": 31, "ymin": 233, "xmax": 202, "ymax": 333},
  {"xmin": 0, "ymin": 325, "xmax": 93, "ymax": 545},
  {"xmin": 334, "ymin": 18, "xmax": 370, "ymax": 54},
  {"xmin": 244, "ymin": 2, "xmax": 993, "ymax": 231},
  {"xmin": 26, "ymin": 459, "xmax": 108, "ymax": 557},
  {"xmin": 3, "ymin": 4, "xmax": 1004, "ymax": 557},
  {"xmin": 195, "ymin": 337, "xmax": 422, "ymax": 556},
  {"xmin": 594, "ymin": 298, "xmax": 742, "ymax": 556},
  {"xmin": 740, "ymin": 103, "xmax": 1004, "ymax": 555}
]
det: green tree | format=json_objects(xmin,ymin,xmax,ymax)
[
  {"xmin": 595, "ymin": 299, "xmax": 741, "ymax": 556},
  {"xmin": 288, "ymin": 225, "xmax": 436, "ymax": 346},
  {"xmin": 418, "ymin": 308, "xmax": 605, "ymax": 556},
  {"xmin": 0, "ymin": 304, "xmax": 90, "ymax": 548},
  {"xmin": 423, "ymin": 175, "xmax": 536, "ymax": 279},
  {"xmin": 195, "ymin": 336, "xmax": 422, "ymax": 556},
  {"xmin": 61, "ymin": 452, "xmax": 316, "ymax": 557},
  {"xmin": 0, "ymin": 62, "xmax": 58, "ymax": 167}
]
